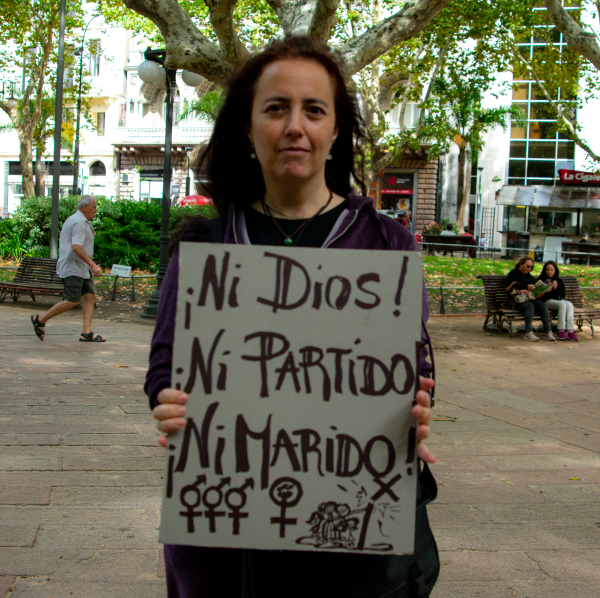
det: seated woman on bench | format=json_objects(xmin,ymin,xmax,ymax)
[
  {"xmin": 536, "ymin": 260, "xmax": 578, "ymax": 341},
  {"xmin": 506, "ymin": 257, "xmax": 555, "ymax": 342}
]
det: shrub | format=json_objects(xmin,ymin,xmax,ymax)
[{"xmin": 11, "ymin": 196, "xmax": 218, "ymax": 270}]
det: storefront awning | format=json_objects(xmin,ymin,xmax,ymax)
[{"xmin": 497, "ymin": 185, "xmax": 600, "ymax": 209}]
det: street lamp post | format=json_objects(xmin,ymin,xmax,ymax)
[
  {"xmin": 475, "ymin": 166, "xmax": 484, "ymax": 242},
  {"xmin": 185, "ymin": 146, "xmax": 193, "ymax": 195},
  {"xmin": 137, "ymin": 50, "xmax": 202, "ymax": 319},
  {"xmin": 72, "ymin": 15, "xmax": 98, "ymax": 196},
  {"xmin": 1, "ymin": 80, "xmax": 17, "ymax": 218},
  {"xmin": 50, "ymin": 0, "xmax": 67, "ymax": 260}
]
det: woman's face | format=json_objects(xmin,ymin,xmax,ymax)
[
  {"xmin": 519, "ymin": 260, "xmax": 534, "ymax": 274},
  {"xmin": 248, "ymin": 59, "xmax": 338, "ymax": 191},
  {"xmin": 545, "ymin": 264, "xmax": 556, "ymax": 278}
]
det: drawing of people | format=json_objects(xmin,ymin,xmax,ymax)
[
  {"xmin": 345, "ymin": 518, "xmax": 360, "ymax": 548},
  {"xmin": 307, "ymin": 503, "xmax": 326, "ymax": 542},
  {"xmin": 320, "ymin": 502, "xmax": 338, "ymax": 543}
]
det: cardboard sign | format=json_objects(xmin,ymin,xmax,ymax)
[
  {"xmin": 110, "ymin": 264, "xmax": 132, "ymax": 277},
  {"xmin": 159, "ymin": 243, "xmax": 423, "ymax": 555}
]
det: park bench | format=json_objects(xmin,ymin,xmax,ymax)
[
  {"xmin": 0, "ymin": 257, "xmax": 63, "ymax": 302},
  {"xmin": 478, "ymin": 274, "xmax": 599, "ymax": 337},
  {"xmin": 562, "ymin": 241, "xmax": 600, "ymax": 266},
  {"xmin": 422, "ymin": 234, "xmax": 477, "ymax": 257}
]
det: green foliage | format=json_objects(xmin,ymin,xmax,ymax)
[
  {"xmin": 0, "ymin": 219, "xmax": 29, "ymax": 259},
  {"xmin": 10, "ymin": 196, "xmax": 218, "ymax": 271},
  {"xmin": 180, "ymin": 90, "xmax": 226, "ymax": 123}
]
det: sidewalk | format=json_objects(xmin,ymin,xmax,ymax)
[{"xmin": 1, "ymin": 302, "xmax": 599, "ymax": 597}]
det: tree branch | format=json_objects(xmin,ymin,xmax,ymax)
[
  {"xmin": 122, "ymin": 0, "xmax": 234, "ymax": 83},
  {"xmin": 204, "ymin": 0, "xmax": 250, "ymax": 67},
  {"xmin": 266, "ymin": 0, "xmax": 316, "ymax": 35},
  {"xmin": 339, "ymin": 0, "xmax": 451, "ymax": 76},
  {"xmin": 508, "ymin": 36, "xmax": 600, "ymax": 163},
  {"xmin": 308, "ymin": 0, "xmax": 339, "ymax": 42},
  {"xmin": 544, "ymin": 0, "xmax": 600, "ymax": 71}
]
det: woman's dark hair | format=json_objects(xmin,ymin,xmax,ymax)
[
  {"xmin": 197, "ymin": 35, "xmax": 369, "ymax": 215},
  {"xmin": 446, "ymin": 224, "xmax": 453, "ymax": 231},
  {"xmin": 515, "ymin": 256, "xmax": 533, "ymax": 269},
  {"xmin": 540, "ymin": 260, "xmax": 560, "ymax": 279}
]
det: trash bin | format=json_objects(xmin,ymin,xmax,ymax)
[{"xmin": 514, "ymin": 231, "xmax": 530, "ymax": 258}]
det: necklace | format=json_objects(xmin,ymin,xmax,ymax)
[{"xmin": 261, "ymin": 189, "xmax": 333, "ymax": 246}]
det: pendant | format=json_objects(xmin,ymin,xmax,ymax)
[{"xmin": 284, "ymin": 238, "xmax": 293, "ymax": 246}]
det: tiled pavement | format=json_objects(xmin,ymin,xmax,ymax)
[{"xmin": 1, "ymin": 304, "xmax": 599, "ymax": 597}]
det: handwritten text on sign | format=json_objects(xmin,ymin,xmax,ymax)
[{"xmin": 159, "ymin": 243, "xmax": 423, "ymax": 554}]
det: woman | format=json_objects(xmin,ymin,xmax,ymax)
[
  {"xmin": 506, "ymin": 256, "xmax": 554, "ymax": 342},
  {"xmin": 146, "ymin": 36, "xmax": 437, "ymax": 598},
  {"xmin": 537, "ymin": 260, "xmax": 578, "ymax": 341}
]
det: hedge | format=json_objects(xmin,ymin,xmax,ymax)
[{"xmin": 1, "ymin": 196, "xmax": 217, "ymax": 270}]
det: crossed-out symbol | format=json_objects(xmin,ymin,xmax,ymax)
[
  {"xmin": 179, "ymin": 476, "xmax": 254, "ymax": 535},
  {"xmin": 269, "ymin": 477, "xmax": 303, "ymax": 538}
]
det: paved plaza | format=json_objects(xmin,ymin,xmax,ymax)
[{"xmin": 0, "ymin": 300, "xmax": 599, "ymax": 597}]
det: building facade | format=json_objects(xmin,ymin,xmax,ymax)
[{"xmin": 0, "ymin": 17, "xmax": 214, "ymax": 217}]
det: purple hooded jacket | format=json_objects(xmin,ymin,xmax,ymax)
[
  {"xmin": 145, "ymin": 194, "xmax": 438, "ymax": 598},
  {"xmin": 145, "ymin": 194, "xmax": 434, "ymax": 409}
]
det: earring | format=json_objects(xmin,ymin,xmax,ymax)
[
  {"xmin": 327, "ymin": 145, "xmax": 333, "ymax": 161},
  {"xmin": 250, "ymin": 144, "xmax": 256, "ymax": 159}
]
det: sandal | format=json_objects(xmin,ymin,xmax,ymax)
[
  {"xmin": 31, "ymin": 315, "xmax": 45, "ymax": 341},
  {"xmin": 79, "ymin": 332, "xmax": 106, "ymax": 343}
]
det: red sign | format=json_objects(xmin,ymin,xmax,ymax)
[{"xmin": 558, "ymin": 169, "xmax": 600, "ymax": 185}]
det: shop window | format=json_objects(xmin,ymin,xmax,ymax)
[
  {"xmin": 529, "ymin": 103, "xmax": 556, "ymax": 120},
  {"xmin": 529, "ymin": 121, "xmax": 556, "ymax": 140},
  {"xmin": 90, "ymin": 161, "xmax": 106, "ymax": 176},
  {"xmin": 502, "ymin": 206, "xmax": 527, "ymax": 232},
  {"xmin": 526, "ymin": 179, "xmax": 554, "ymax": 186},
  {"xmin": 507, "ymin": 178, "xmax": 526, "ymax": 186},
  {"xmin": 556, "ymin": 142, "xmax": 574, "ymax": 159},
  {"xmin": 528, "ymin": 142, "xmax": 556, "ymax": 159},
  {"xmin": 508, "ymin": 161, "xmax": 526, "ymax": 178},
  {"xmin": 509, "ymin": 141, "xmax": 527, "ymax": 158},
  {"xmin": 512, "ymin": 83, "xmax": 529, "ymax": 101},
  {"xmin": 511, "ymin": 124, "xmax": 526, "ymax": 139},
  {"xmin": 89, "ymin": 40, "xmax": 101, "ymax": 76},
  {"xmin": 97, "ymin": 112, "xmax": 105, "ymax": 136},
  {"xmin": 526, "ymin": 160, "xmax": 555, "ymax": 179}
]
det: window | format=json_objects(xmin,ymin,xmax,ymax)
[
  {"xmin": 118, "ymin": 103, "xmax": 126, "ymax": 127},
  {"xmin": 90, "ymin": 161, "xmax": 106, "ymax": 176},
  {"xmin": 89, "ymin": 40, "xmax": 101, "ymax": 76},
  {"xmin": 96, "ymin": 112, "xmax": 105, "ymax": 136}
]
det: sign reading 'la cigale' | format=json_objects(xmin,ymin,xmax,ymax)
[{"xmin": 160, "ymin": 243, "xmax": 424, "ymax": 555}]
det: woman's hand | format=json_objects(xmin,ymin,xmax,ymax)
[
  {"xmin": 153, "ymin": 388, "xmax": 188, "ymax": 448},
  {"xmin": 413, "ymin": 376, "xmax": 436, "ymax": 464},
  {"xmin": 552, "ymin": 281, "xmax": 558, "ymax": 289},
  {"xmin": 527, "ymin": 284, "xmax": 535, "ymax": 291}
]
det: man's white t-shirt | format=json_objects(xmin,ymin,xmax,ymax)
[{"xmin": 56, "ymin": 210, "xmax": 95, "ymax": 279}]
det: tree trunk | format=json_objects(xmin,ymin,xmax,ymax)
[
  {"xmin": 34, "ymin": 148, "xmax": 47, "ymax": 197},
  {"xmin": 456, "ymin": 147, "xmax": 472, "ymax": 228},
  {"xmin": 19, "ymin": 137, "xmax": 35, "ymax": 199}
]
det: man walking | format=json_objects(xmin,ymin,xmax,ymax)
[{"xmin": 30, "ymin": 195, "xmax": 106, "ymax": 342}]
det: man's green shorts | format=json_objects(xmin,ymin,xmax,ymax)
[{"xmin": 61, "ymin": 276, "xmax": 96, "ymax": 303}]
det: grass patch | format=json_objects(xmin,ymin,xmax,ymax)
[
  {"xmin": 423, "ymin": 256, "xmax": 600, "ymax": 313},
  {"xmin": 2, "ymin": 256, "xmax": 599, "ymax": 313}
]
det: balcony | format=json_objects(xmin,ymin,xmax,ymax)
[{"xmin": 113, "ymin": 126, "xmax": 214, "ymax": 146}]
